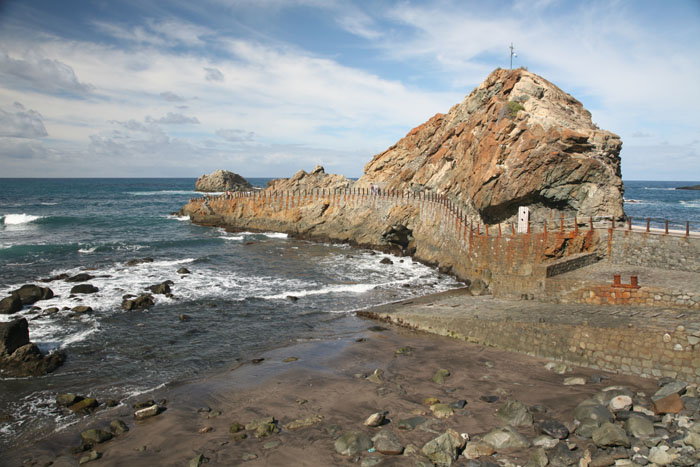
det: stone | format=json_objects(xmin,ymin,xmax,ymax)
[
  {"xmin": 79, "ymin": 450, "xmax": 101, "ymax": 464},
  {"xmin": 121, "ymin": 294, "xmax": 154, "ymax": 310},
  {"xmin": 263, "ymin": 440, "xmax": 281, "ymax": 450},
  {"xmin": 245, "ymin": 417, "xmax": 279, "ymax": 438},
  {"xmin": 379, "ymin": 257, "xmax": 394, "ymax": 265},
  {"xmin": 284, "ymin": 414, "xmax": 323, "ymax": 430},
  {"xmin": 0, "ymin": 341, "xmax": 65, "ymax": 377},
  {"xmin": 177, "ymin": 267, "xmax": 191, "ymax": 274},
  {"xmin": 423, "ymin": 397, "xmax": 440, "ymax": 405},
  {"xmin": 372, "ymin": 429, "xmax": 404, "ymax": 455},
  {"xmin": 538, "ymin": 419, "xmax": 569, "ymax": 439},
  {"xmin": 468, "ymin": 279, "xmax": 488, "ymax": 296},
  {"xmin": 433, "ymin": 368, "xmax": 451, "ymax": 384},
  {"xmin": 398, "ymin": 416, "xmax": 425, "ymax": 431},
  {"xmin": 241, "ymin": 453, "xmax": 257, "ymax": 461},
  {"xmin": 544, "ymin": 362, "xmax": 571, "ymax": 374},
  {"xmin": 65, "ymin": 273, "xmax": 95, "ymax": 282},
  {"xmin": 609, "ymin": 395, "xmax": 633, "ymax": 412},
  {"xmin": 421, "ymin": 429, "xmax": 465, "ymax": 466},
  {"xmin": 71, "ymin": 306, "xmax": 93, "ymax": 314},
  {"xmin": 683, "ymin": 431, "xmax": 700, "ymax": 449},
  {"xmin": 449, "ymin": 400, "xmax": 467, "ymax": 409},
  {"xmin": 480, "ymin": 395, "xmax": 499, "ymax": 403},
  {"xmin": 125, "ymin": 257, "xmax": 153, "ymax": 266},
  {"xmin": 69, "ymin": 398, "xmax": 99, "ymax": 413},
  {"xmin": 652, "ymin": 381, "xmax": 686, "ymax": 401},
  {"xmin": 463, "ymin": 441, "xmax": 495, "ymax": 459},
  {"xmin": 547, "ymin": 442, "xmax": 580, "ymax": 466},
  {"xmin": 0, "ymin": 295, "xmax": 22, "ymax": 314},
  {"xmin": 110, "ymin": 419, "xmax": 129, "ymax": 435},
  {"xmin": 430, "ymin": 403, "xmax": 454, "ymax": 419},
  {"xmin": 80, "ymin": 429, "xmax": 113, "ymax": 445},
  {"xmin": 189, "ymin": 454, "xmax": 208, "ymax": 467},
  {"xmin": 148, "ymin": 282, "xmax": 171, "ymax": 295},
  {"xmin": 364, "ymin": 412, "xmax": 385, "ymax": 427},
  {"xmin": 592, "ymin": 422, "xmax": 630, "ymax": 448},
  {"xmin": 134, "ymin": 405, "xmax": 162, "ymax": 420},
  {"xmin": 532, "ymin": 435, "xmax": 559, "ymax": 449},
  {"xmin": 0, "ymin": 318, "xmax": 29, "ymax": 355},
  {"xmin": 70, "ymin": 284, "xmax": 99, "ymax": 294},
  {"xmin": 195, "ymin": 169, "xmax": 253, "ymax": 192},
  {"xmin": 283, "ymin": 356, "xmax": 298, "ymax": 362},
  {"xmin": 526, "ymin": 447, "xmax": 548, "ymax": 467},
  {"xmin": 497, "ymin": 400, "xmax": 533, "ymax": 427},
  {"xmin": 57, "ymin": 393, "xmax": 82, "ymax": 407},
  {"xmin": 624, "ymin": 414, "xmax": 654, "ymax": 438},
  {"xmin": 11, "ymin": 285, "xmax": 54, "ymax": 305},
  {"xmin": 563, "ymin": 376, "xmax": 586, "ymax": 386},
  {"xmin": 652, "ymin": 393, "xmax": 684, "ymax": 414},
  {"xmin": 334, "ymin": 431, "xmax": 373, "ymax": 456},
  {"xmin": 366, "ymin": 369, "xmax": 384, "ymax": 384},
  {"xmin": 482, "ymin": 427, "xmax": 530, "ymax": 450},
  {"xmin": 574, "ymin": 399, "xmax": 614, "ymax": 425},
  {"xmin": 647, "ymin": 445, "xmax": 676, "ymax": 465}
]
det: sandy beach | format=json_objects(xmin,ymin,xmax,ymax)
[{"xmin": 6, "ymin": 291, "xmax": 661, "ymax": 467}]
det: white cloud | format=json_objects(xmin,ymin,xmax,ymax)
[
  {"xmin": 160, "ymin": 91, "xmax": 186, "ymax": 102},
  {"xmin": 0, "ymin": 102, "xmax": 48, "ymax": 138},
  {"xmin": 216, "ymin": 128, "xmax": 256, "ymax": 142},
  {"xmin": 146, "ymin": 112, "xmax": 200, "ymax": 124},
  {"xmin": 204, "ymin": 67, "xmax": 224, "ymax": 82},
  {"xmin": 0, "ymin": 51, "xmax": 94, "ymax": 95}
]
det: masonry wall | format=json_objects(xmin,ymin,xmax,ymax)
[{"xmin": 606, "ymin": 229, "xmax": 700, "ymax": 273}]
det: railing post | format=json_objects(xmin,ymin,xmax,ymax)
[
  {"xmin": 665, "ymin": 220, "xmax": 669, "ymax": 235},
  {"xmin": 687, "ymin": 221, "xmax": 690, "ymax": 237},
  {"xmin": 589, "ymin": 216, "xmax": 593, "ymax": 231},
  {"xmin": 611, "ymin": 217, "xmax": 615, "ymax": 229},
  {"xmin": 574, "ymin": 216, "xmax": 578, "ymax": 235},
  {"xmin": 628, "ymin": 217, "xmax": 632, "ymax": 231},
  {"xmin": 498, "ymin": 223, "xmax": 502, "ymax": 237},
  {"xmin": 646, "ymin": 218, "xmax": 650, "ymax": 233},
  {"xmin": 560, "ymin": 213, "xmax": 564, "ymax": 233}
]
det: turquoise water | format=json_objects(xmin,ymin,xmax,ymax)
[
  {"xmin": 623, "ymin": 180, "xmax": 700, "ymax": 230},
  {"xmin": 0, "ymin": 178, "xmax": 460, "ymax": 448}
]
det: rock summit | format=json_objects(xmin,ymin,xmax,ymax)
[{"xmin": 195, "ymin": 169, "xmax": 252, "ymax": 193}]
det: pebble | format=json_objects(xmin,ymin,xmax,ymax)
[
  {"xmin": 364, "ymin": 412, "xmax": 385, "ymax": 427},
  {"xmin": 563, "ymin": 376, "xmax": 586, "ymax": 386}
]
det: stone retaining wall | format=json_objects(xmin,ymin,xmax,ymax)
[
  {"xmin": 361, "ymin": 307, "xmax": 700, "ymax": 385},
  {"xmin": 607, "ymin": 229, "xmax": 700, "ymax": 273}
]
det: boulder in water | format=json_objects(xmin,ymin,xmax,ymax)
[
  {"xmin": 0, "ymin": 320, "xmax": 65, "ymax": 377},
  {"xmin": 71, "ymin": 284, "xmax": 99, "ymax": 294},
  {"xmin": 11, "ymin": 285, "xmax": 54, "ymax": 305},
  {"xmin": 121, "ymin": 294, "xmax": 155, "ymax": 310},
  {"xmin": 0, "ymin": 295, "xmax": 22, "ymax": 315},
  {"xmin": 65, "ymin": 273, "xmax": 95, "ymax": 283}
]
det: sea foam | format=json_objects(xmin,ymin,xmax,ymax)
[{"xmin": 2, "ymin": 213, "xmax": 44, "ymax": 225}]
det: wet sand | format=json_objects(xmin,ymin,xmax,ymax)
[{"xmin": 6, "ymin": 296, "xmax": 659, "ymax": 467}]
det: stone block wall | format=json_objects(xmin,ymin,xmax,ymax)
[{"xmin": 606, "ymin": 229, "xmax": 700, "ymax": 273}]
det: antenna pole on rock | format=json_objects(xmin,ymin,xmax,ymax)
[{"xmin": 509, "ymin": 42, "xmax": 517, "ymax": 69}]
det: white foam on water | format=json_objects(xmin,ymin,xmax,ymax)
[
  {"xmin": 165, "ymin": 214, "xmax": 190, "ymax": 221},
  {"xmin": 128, "ymin": 190, "xmax": 199, "ymax": 196},
  {"xmin": 40, "ymin": 202, "xmax": 58, "ymax": 206},
  {"xmin": 221, "ymin": 235, "xmax": 244, "ymax": 241},
  {"xmin": 261, "ymin": 282, "xmax": 377, "ymax": 300},
  {"xmin": 2, "ymin": 213, "xmax": 44, "ymax": 225},
  {"xmin": 78, "ymin": 246, "xmax": 97, "ymax": 254},
  {"xmin": 680, "ymin": 200, "xmax": 700, "ymax": 209},
  {"xmin": 261, "ymin": 232, "xmax": 288, "ymax": 239}
]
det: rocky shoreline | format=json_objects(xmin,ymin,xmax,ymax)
[{"xmin": 5, "ymin": 292, "xmax": 699, "ymax": 467}]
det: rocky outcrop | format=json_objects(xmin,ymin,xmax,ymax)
[
  {"xmin": 359, "ymin": 68, "xmax": 623, "ymax": 224},
  {"xmin": 0, "ymin": 318, "xmax": 65, "ymax": 377},
  {"xmin": 195, "ymin": 169, "xmax": 253, "ymax": 193},
  {"xmin": 677, "ymin": 185, "xmax": 700, "ymax": 191},
  {"xmin": 266, "ymin": 165, "xmax": 352, "ymax": 193},
  {"xmin": 180, "ymin": 68, "xmax": 621, "ymax": 285}
]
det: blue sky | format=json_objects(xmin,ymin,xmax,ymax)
[{"xmin": 0, "ymin": 0, "xmax": 698, "ymax": 180}]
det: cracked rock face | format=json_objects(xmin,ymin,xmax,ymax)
[
  {"xmin": 359, "ymin": 68, "xmax": 624, "ymax": 224},
  {"xmin": 195, "ymin": 169, "xmax": 252, "ymax": 193}
]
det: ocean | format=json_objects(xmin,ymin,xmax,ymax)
[{"xmin": 0, "ymin": 178, "xmax": 698, "ymax": 449}]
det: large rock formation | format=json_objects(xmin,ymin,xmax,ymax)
[
  {"xmin": 359, "ymin": 68, "xmax": 623, "ymax": 224},
  {"xmin": 195, "ymin": 169, "xmax": 252, "ymax": 192},
  {"xmin": 0, "ymin": 318, "xmax": 65, "ymax": 377},
  {"xmin": 266, "ymin": 165, "xmax": 352, "ymax": 192}
]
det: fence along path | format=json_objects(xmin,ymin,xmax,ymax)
[{"xmin": 189, "ymin": 187, "xmax": 700, "ymax": 241}]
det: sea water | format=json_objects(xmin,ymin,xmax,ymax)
[
  {"xmin": 0, "ymin": 178, "xmax": 698, "ymax": 448},
  {"xmin": 0, "ymin": 178, "xmax": 462, "ymax": 449}
]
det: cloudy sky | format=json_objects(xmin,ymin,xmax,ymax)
[{"xmin": 0, "ymin": 0, "xmax": 698, "ymax": 180}]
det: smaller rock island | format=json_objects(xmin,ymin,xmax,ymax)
[
  {"xmin": 195, "ymin": 169, "xmax": 252, "ymax": 192},
  {"xmin": 676, "ymin": 184, "xmax": 700, "ymax": 191}
]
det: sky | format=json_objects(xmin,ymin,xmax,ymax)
[{"xmin": 0, "ymin": 0, "xmax": 698, "ymax": 180}]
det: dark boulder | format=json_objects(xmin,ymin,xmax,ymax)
[
  {"xmin": 65, "ymin": 273, "xmax": 95, "ymax": 283},
  {"xmin": 125, "ymin": 258, "xmax": 154, "ymax": 266},
  {"xmin": 177, "ymin": 267, "xmax": 191, "ymax": 275},
  {"xmin": 122, "ymin": 294, "xmax": 154, "ymax": 310},
  {"xmin": 0, "ymin": 318, "xmax": 30, "ymax": 355},
  {"xmin": 70, "ymin": 284, "xmax": 99, "ymax": 294},
  {"xmin": 11, "ymin": 285, "xmax": 54, "ymax": 305},
  {"xmin": 0, "ymin": 295, "xmax": 22, "ymax": 314},
  {"xmin": 0, "ymin": 343, "xmax": 65, "ymax": 377},
  {"xmin": 39, "ymin": 273, "xmax": 69, "ymax": 282},
  {"xmin": 72, "ymin": 306, "xmax": 93, "ymax": 314},
  {"xmin": 148, "ymin": 281, "xmax": 172, "ymax": 295}
]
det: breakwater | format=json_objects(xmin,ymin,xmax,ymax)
[{"xmin": 183, "ymin": 188, "xmax": 700, "ymax": 300}]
